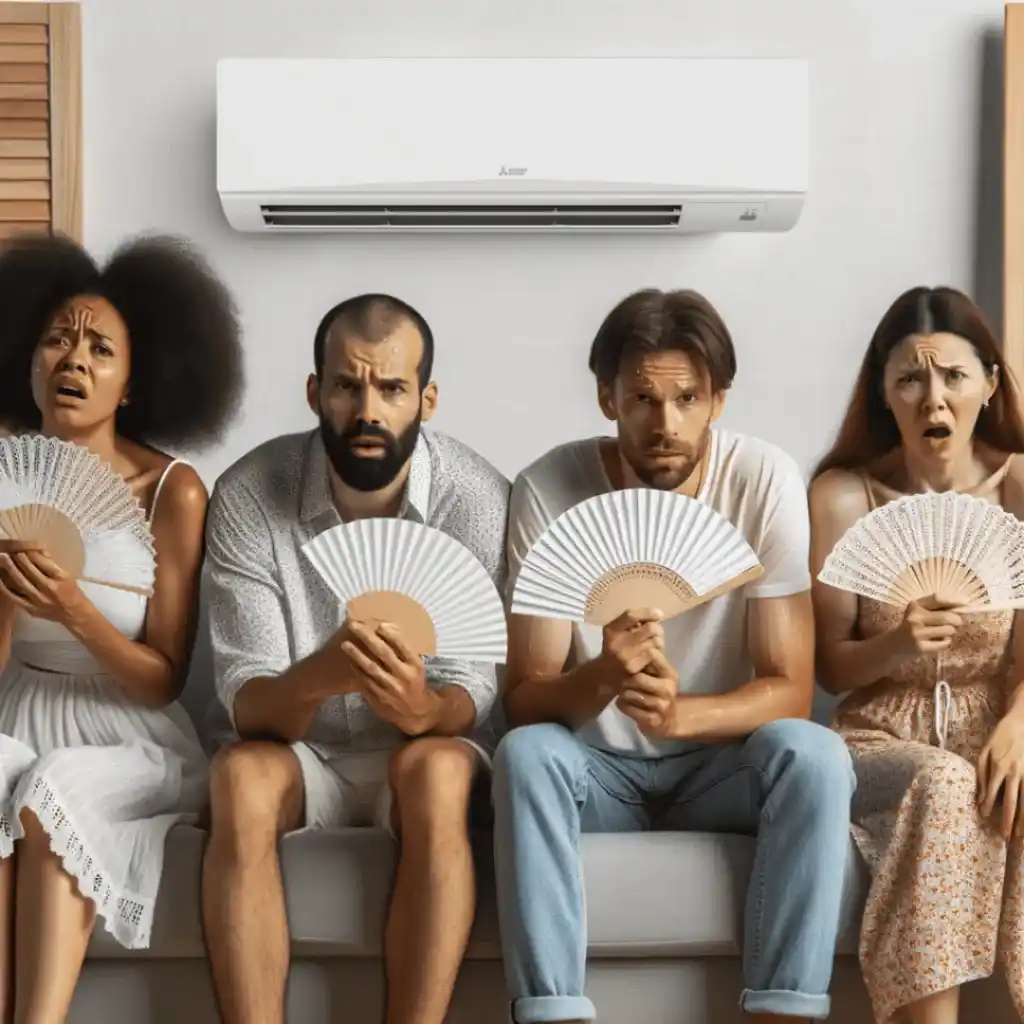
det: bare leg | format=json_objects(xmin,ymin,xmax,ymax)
[
  {"xmin": 383, "ymin": 738, "xmax": 479, "ymax": 1024},
  {"xmin": 904, "ymin": 987, "xmax": 959, "ymax": 1024},
  {"xmin": 201, "ymin": 742, "xmax": 305, "ymax": 1024},
  {"xmin": 0, "ymin": 853, "xmax": 13, "ymax": 1024},
  {"xmin": 13, "ymin": 808, "xmax": 95, "ymax": 1024}
]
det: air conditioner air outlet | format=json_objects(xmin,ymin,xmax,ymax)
[{"xmin": 259, "ymin": 204, "xmax": 683, "ymax": 228}]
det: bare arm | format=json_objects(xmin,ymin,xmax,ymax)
[
  {"xmin": 412, "ymin": 683, "xmax": 476, "ymax": 737},
  {"xmin": 205, "ymin": 478, "xmax": 364, "ymax": 744},
  {"xmin": 810, "ymin": 470, "xmax": 919, "ymax": 694},
  {"xmin": 418, "ymin": 659, "xmax": 495, "ymax": 737},
  {"xmin": 995, "ymin": 457, "xmax": 1024, "ymax": 716},
  {"xmin": 669, "ymin": 591, "xmax": 815, "ymax": 742},
  {"xmin": 502, "ymin": 614, "xmax": 623, "ymax": 729},
  {"xmin": 233, "ymin": 643, "xmax": 363, "ymax": 743},
  {"xmin": 60, "ymin": 466, "xmax": 208, "ymax": 707},
  {"xmin": 404, "ymin": 467, "xmax": 510, "ymax": 738},
  {"xmin": 0, "ymin": 597, "xmax": 13, "ymax": 675}
]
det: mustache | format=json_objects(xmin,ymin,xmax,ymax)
[
  {"xmin": 340, "ymin": 420, "xmax": 396, "ymax": 446},
  {"xmin": 645, "ymin": 443, "xmax": 690, "ymax": 455}
]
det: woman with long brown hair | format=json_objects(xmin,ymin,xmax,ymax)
[{"xmin": 809, "ymin": 286, "xmax": 1024, "ymax": 1023}]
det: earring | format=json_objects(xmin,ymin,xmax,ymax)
[
  {"xmin": 119, "ymin": 398, "xmax": 128, "ymax": 407},
  {"xmin": 984, "ymin": 399, "xmax": 990, "ymax": 409}
]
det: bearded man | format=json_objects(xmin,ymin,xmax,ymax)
[
  {"xmin": 492, "ymin": 289, "xmax": 855, "ymax": 1024},
  {"xmin": 201, "ymin": 294, "xmax": 509, "ymax": 1024}
]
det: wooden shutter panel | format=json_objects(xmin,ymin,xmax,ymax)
[{"xmin": 0, "ymin": 2, "xmax": 80, "ymax": 243}]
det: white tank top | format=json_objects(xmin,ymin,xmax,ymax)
[{"xmin": 11, "ymin": 459, "xmax": 189, "ymax": 675}]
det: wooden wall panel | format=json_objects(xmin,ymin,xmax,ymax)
[
  {"xmin": 48, "ymin": 2, "xmax": 79, "ymax": 240},
  {"xmin": 0, "ymin": 2, "xmax": 80, "ymax": 245},
  {"xmin": 1006, "ymin": 3, "xmax": 1024, "ymax": 380}
]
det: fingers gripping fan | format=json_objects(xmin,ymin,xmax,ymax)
[
  {"xmin": 0, "ymin": 434, "xmax": 156, "ymax": 597},
  {"xmin": 301, "ymin": 518, "xmax": 508, "ymax": 664},
  {"xmin": 818, "ymin": 491, "xmax": 1024, "ymax": 611},
  {"xmin": 510, "ymin": 488, "xmax": 764, "ymax": 626}
]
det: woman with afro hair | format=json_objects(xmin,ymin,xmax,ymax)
[{"xmin": 0, "ymin": 232, "xmax": 242, "ymax": 1020}]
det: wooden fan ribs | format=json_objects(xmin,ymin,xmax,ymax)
[
  {"xmin": 0, "ymin": 435, "xmax": 155, "ymax": 597},
  {"xmin": 511, "ymin": 489, "xmax": 765, "ymax": 626},
  {"xmin": 820, "ymin": 491, "xmax": 1024, "ymax": 614},
  {"xmin": 347, "ymin": 590, "xmax": 437, "ymax": 658},
  {"xmin": 301, "ymin": 518, "xmax": 508, "ymax": 665}
]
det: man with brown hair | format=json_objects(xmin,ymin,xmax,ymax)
[{"xmin": 493, "ymin": 289, "xmax": 855, "ymax": 1023}]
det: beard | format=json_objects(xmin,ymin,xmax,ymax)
[
  {"xmin": 319, "ymin": 413, "xmax": 422, "ymax": 492},
  {"xmin": 624, "ymin": 423, "xmax": 711, "ymax": 491}
]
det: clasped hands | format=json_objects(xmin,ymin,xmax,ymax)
[
  {"xmin": 0, "ymin": 539, "xmax": 83, "ymax": 625},
  {"xmin": 323, "ymin": 618, "xmax": 437, "ymax": 736},
  {"xmin": 600, "ymin": 607, "xmax": 680, "ymax": 740}
]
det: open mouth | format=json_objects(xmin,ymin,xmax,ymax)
[
  {"xmin": 923, "ymin": 426, "xmax": 952, "ymax": 439},
  {"xmin": 55, "ymin": 385, "xmax": 85, "ymax": 399}
]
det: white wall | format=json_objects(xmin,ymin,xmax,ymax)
[{"xmin": 78, "ymin": 0, "xmax": 1006, "ymax": 484}]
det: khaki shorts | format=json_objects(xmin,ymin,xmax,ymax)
[{"xmin": 291, "ymin": 739, "xmax": 491, "ymax": 837}]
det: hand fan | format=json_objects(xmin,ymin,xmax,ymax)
[
  {"xmin": 301, "ymin": 517, "xmax": 507, "ymax": 663},
  {"xmin": 0, "ymin": 434, "xmax": 156, "ymax": 597},
  {"xmin": 510, "ymin": 488, "xmax": 764, "ymax": 626},
  {"xmin": 818, "ymin": 490, "xmax": 1024, "ymax": 613}
]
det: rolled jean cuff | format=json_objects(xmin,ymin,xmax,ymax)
[
  {"xmin": 740, "ymin": 987, "xmax": 830, "ymax": 1019},
  {"xmin": 512, "ymin": 995, "xmax": 597, "ymax": 1022}
]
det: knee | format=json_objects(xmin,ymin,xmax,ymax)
[
  {"xmin": 750, "ymin": 719, "xmax": 856, "ymax": 798},
  {"xmin": 208, "ymin": 741, "xmax": 295, "ymax": 841},
  {"xmin": 389, "ymin": 738, "xmax": 476, "ymax": 822},
  {"xmin": 493, "ymin": 723, "xmax": 577, "ymax": 801},
  {"xmin": 907, "ymin": 749, "xmax": 976, "ymax": 807}
]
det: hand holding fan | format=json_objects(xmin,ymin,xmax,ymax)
[
  {"xmin": 0, "ymin": 434, "xmax": 156, "ymax": 597},
  {"xmin": 510, "ymin": 488, "xmax": 764, "ymax": 626},
  {"xmin": 301, "ymin": 517, "xmax": 507, "ymax": 664},
  {"xmin": 817, "ymin": 490, "xmax": 1024, "ymax": 613}
]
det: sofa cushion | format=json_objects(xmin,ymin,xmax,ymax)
[{"xmin": 87, "ymin": 825, "xmax": 868, "ymax": 960}]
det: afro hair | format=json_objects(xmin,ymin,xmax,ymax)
[{"xmin": 0, "ymin": 232, "xmax": 244, "ymax": 450}]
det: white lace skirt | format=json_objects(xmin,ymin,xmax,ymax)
[{"xmin": 0, "ymin": 662, "xmax": 208, "ymax": 949}]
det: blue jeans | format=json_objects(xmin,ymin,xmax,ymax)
[{"xmin": 492, "ymin": 719, "xmax": 856, "ymax": 1022}]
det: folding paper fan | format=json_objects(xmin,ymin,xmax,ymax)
[
  {"xmin": 510, "ymin": 488, "xmax": 764, "ymax": 626},
  {"xmin": 0, "ymin": 434, "xmax": 156, "ymax": 597},
  {"xmin": 818, "ymin": 490, "xmax": 1024, "ymax": 613},
  {"xmin": 301, "ymin": 517, "xmax": 507, "ymax": 663}
]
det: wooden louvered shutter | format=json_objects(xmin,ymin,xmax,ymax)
[{"xmin": 0, "ymin": 2, "xmax": 80, "ymax": 243}]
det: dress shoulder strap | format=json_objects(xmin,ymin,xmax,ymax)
[
  {"xmin": 857, "ymin": 455, "xmax": 1014, "ymax": 509},
  {"xmin": 149, "ymin": 459, "xmax": 191, "ymax": 521},
  {"xmin": 857, "ymin": 470, "xmax": 881, "ymax": 511},
  {"xmin": 972, "ymin": 455, "xmax": 1014, "ymax": 499}
]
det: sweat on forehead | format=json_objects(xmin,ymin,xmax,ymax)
[
  {"xmin": 621, "ymin": 348, "xmax": 706, "ymax": 383},
  {"xmin": 325, "ymin": 315, "xmax": 424, "ymax": 366}
]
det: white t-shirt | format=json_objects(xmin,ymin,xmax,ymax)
[{"xmin": 506, "ymin": 428, "xmax": 811, "ymax": 757}]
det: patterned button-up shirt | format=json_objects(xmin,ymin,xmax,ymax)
[{"xmin": 205, "ymin": 427, "xmax": 510, "ymax": 755}]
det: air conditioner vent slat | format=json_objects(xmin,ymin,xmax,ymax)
[{"xmin": 259, "ymin": 203, "xmax": 682, "ymax": 228}]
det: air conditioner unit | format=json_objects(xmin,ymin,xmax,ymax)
[{"xmin": 216, "ymin": 57, "xmax": 808, "ymax": 234}]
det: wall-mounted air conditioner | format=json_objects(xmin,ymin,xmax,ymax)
[{"xmin": 216, "ymin": 57, "xmax": 808, "ymax": 234}]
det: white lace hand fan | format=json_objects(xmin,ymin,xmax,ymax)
[
  {"xmin": 510, "ymin": 488, "xmax": 764, "ymax": 626},
  {"xmin": 301, "ymin": 517, "xmax": 507, "ymax": 663},
  {"xmin": 818, "ymin": 490, "xmax": 1024, "ymax": 613},
  {"xmin": 0, "ymin": 434, "xmax": 156, "ymax": 597}
]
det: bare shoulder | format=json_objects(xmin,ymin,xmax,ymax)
[
  {"xmin": 1000, "ymin": 451, "xmax": 1024, "ymax": 519},
  {"xmin": 156, "ymin": 462, "xmax": 209, "ymax": 516},
  {"xmin": 808, "ymin": 468, "xmax": 870, "ymax": 527},
  {"xmin": 140, "ymin": 453, "xmax": 208, "ymax": 540},
  {"xmin": 1003, "ymin": 451, "xmax": 1024, "ymax": 486}
]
